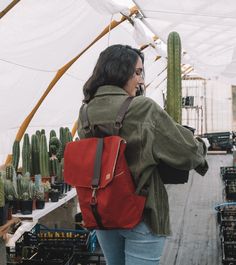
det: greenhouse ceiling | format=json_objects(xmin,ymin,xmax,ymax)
[{"xmin": 0, "ymin": 0, "xmax": 236, "ymax": 164}]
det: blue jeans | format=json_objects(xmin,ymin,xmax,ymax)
[{"xmin": 96, "ymin": 221, "xmax": 166, "ymax": 265}]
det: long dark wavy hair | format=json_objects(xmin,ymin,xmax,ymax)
[{"xmin": 83, "ymin": 44, "xmax": 144, "ymax": 103}]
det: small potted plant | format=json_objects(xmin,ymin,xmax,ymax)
[
  {"xmin": 18, "ymin": 173, "xmax": 34, "ymax": 215},
  {"xmin": 35, "ymin": 188, "xmax": 45, "ymax": 209},
  {"xmin": 49, "ymin": 188, "xmax": 60, "ymax": 202},
  {"xmin": 42, "ymin": 181, "xmax": 51, "ymax": 202},
  {"xmin": 0, "ymin": 175, "xmax": 6, "ymax": 226}
]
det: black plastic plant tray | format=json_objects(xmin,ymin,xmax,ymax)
[
  {"xmin": 226, "ymin": 186, "xmax": 236, "ymax": 201},
  {"xmin": 71, "ymin": 252, "xmax": 106, "ymax": 265},
  {"xmin": 221, "ymin": 167, "xmax": 236, "ymax": 181},
  {"xmin": 222, "ymin": 260, "xmax": 236, "ymax": 265},
  {"xmin": 222, "ymin": 227, "xmax": 236, "ymax": 242},
  {"xmin": 21, "ymin": 243, "xmax": 74, "ymax": 265},
  {"xmin": 35, "ymin": 224, "xmax": 96, "ymax": 252},
  {"xmin": 222, "ymin": 242, "xmax": 236, "ymax": 259}
]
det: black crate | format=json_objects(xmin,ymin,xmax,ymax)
[
  {"xmin": 221, "ymin": 167, "xmax": 236, "ymax": 181},
  {"xmin": 222, "ymin": 227, "xmax": 236, "ymax": 242},
  {"xmin": 21, "ymin": 243, "xmax": 74, "ymax": 265},
  {"xmin": 225, "ymin": 181, "xmax": 236, "ymax": 201},
  {"xmin": 72, "ymin": 252, "xmax": 106, "ymax": 265},
  {"xmin": 35, "ymin": 224, "xmax": 97, "ymax": 252},
  {"xmin": 216, "ymin": 205, "xmax": 236, "ymax": 227},
  {"xmin": 222, "ymin": 242, "xmax": 236, "ymax": 259},
  {"xmin": 204, "ymin": 132, "xmax": 233, "ymax": 152}
]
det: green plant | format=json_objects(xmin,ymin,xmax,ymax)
[
  {"xmin": 0, "ymin": 176, "xmax": 5, "ymax": 207},
  {"xmin": 57, "ymin": 158, "xmax": 64, "ymax": 182},
  {"xmin": 49, "ymin": 155, "xmax": 59, "ymax": 177},
  {"xmin": 166, "ymin": 31, "xmax": 182, "ymax": 124},
  {"xmin": 5, "ymin": 164, "xmax": 15, "ymax": 181},
  {"xmin": 31, "ymin": 134, "xmax": 40, "ymax": 175},
  {"xmin": 17, "ymin": 174, "xmax": 34, "ymax": 200},
  {"xmin": 39, "ymin": 134, "xmax": 49, "ymax": 177},
  {"xmin": 49, "ymin": 129, "xmax": 57, "ymax": 140},
  {"xmin": 42, "ymin": 181, "xmax": 51, "ymax": 192},
  {"xmin": 57, "ymin": 127, "xmax": 66, "ymax": 161},
  {"xmin": 4, "ymin": 179, "xmax": 18, "ymax": 201},
  {"xmin": 22, "ymin": 133, "xmax": 31, "ymax": 175},
  {"xmin": 49, "ymin": 136, "xmax": 61, "ymax": 156},
  {"xmin": 12, "ymin": 140, "xmax": 20, "ymax": 172},
  {"xmin": 35, "ymin": 189, "xmax": 44, "ymax": 201},
  {"xmin": 65, "ymin": 130, "xmax": 73, "ymax": 143}
]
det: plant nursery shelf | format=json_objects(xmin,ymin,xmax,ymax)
[
  {"xmin": 6, "ymin": 188, "xmax": 77, "ymax": 248},
  {"xmin": 12, "ymin": 188, "xmax": 77, "ymax": 221}
]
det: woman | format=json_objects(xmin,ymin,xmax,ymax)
[{"xmin": 77, "ymin": 44, "xmax": 208, "ymax": 265}]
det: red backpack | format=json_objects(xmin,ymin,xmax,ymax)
[{"xmin": 64, "ymin": 97, "xmax": 146, "ymax": 229}]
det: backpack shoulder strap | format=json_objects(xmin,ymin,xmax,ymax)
[
  {"xmin": 80, "ymin": 96, "xmax": 134, "ymax": 136},
  {"xmin": 80, "ymin": 103, "xmax": 93, "ymax": 137},
  {"xmin": 114, "ymin": 97, "xmax": 134, "ymax": 135}
]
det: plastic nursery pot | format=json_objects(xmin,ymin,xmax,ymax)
[
  {"xmin": 0, "ymin": 204, "xmax": 8, "ymax": 226},
  {"xmin": 49, "ymin": 191, "xmax": 60, "ymax": 202},
  {"xmin": 20, "ymin": 200, "xmax": 33, "ymax": 215},
  {"xmin": 36, "ymin": 200, "xmax": 45, "ymax": 209},
  {"xmin": 51, "ymin": 183, "xmax": 64, "ymax": 196}
]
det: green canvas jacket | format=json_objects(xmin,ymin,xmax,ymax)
[{"xmin": 77, "ymin": 85, "xmax": 208, "ymax": 235}]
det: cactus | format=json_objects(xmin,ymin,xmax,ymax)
[
  {"xmin": 65, "ymin": 130, "xmax": 73, "ymax": 144},
  {"xmin": 12, "ymin": 140, "xmax": 20, "ymax": 172},
  {"xmin": 166, "ymin": 31, "xmax": 182, "ymax": 124},
  {"xmin": 40, "ymin": 129, "xmax": 45, "ymax": 135},
  {"xmin": 49, "ymin": 129, "xmax": 57, "ymax": 140},
  {"xmin": 4, "ymin": 179, "xmax": 18, "ymax": 201},
  {"xmin": 0, "ymin": 177, "xmax": 5, "ymax": 207},
  {"xmin": 39, "ymin": 134, "xmax": 49, "ymax": 177},
  {"xmin": 57, "ymin": 127, "xmax": 66, "ymax": 161},
  {"xmin": 49, "ymin": 156, "xmax": 60, "ymax": 177},
  {"xmin": 5, "ymin": 164, "xmax": 15, "ymax": 181},
  {"xmin": 22, "ymin": 133, "xmax": 31, "ymax": 175},
  {"xmin": 17, "ymin": 174, "xmax": 33, "ymax": 200},
  {"xmin": 31, "ymin": 134, "xmax": 40, "ymax": 175},
  {"xmin": 49, "ymin": 136, "xmax": 61, "ymax": 156},
  {"xmin": 57, "ymin": 158, "xmax": 64, "ymax": 182}
]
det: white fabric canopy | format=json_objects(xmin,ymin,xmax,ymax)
[{"xmin": 0, "ymin": 0, "xmax": 235, "ymax": 164}]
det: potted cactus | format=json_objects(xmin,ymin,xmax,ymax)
[
  {"xmin": 4, "ymin": 179, "xmax": 18, "ymax": 218},
  {"xmin": 42, "ymin": 181, "xmax": 51, "ymax": 202},
  {"xmin": 49, "ymin": 188, "xmax": 60, "ymax": 202},
  {"xmin": 35, "ymin": 188, "xmax": 45, "ymax": 209},
  {"xmin": 18, "ymin": 173, "xmax": 34, "ymax": 215},
  {"xmin": 0, "ymin": 174, "xmax": 6, "ymax": 226}
]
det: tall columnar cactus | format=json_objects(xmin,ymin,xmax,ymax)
[
  {"xmin": 49, "ymin": 136, "xmax": 61, "ymax": 157},
  {"xmin": 39, "ymin": 134, "xmax": 49, "ymax": 177},
  {"xmin": 31, "ymin": 134, "xmax": 40, "ymax": 175},
  {"xmin": 166, "ymin": 31, "xmax": 182, "ymax": 124},
  {"xmin": 0, "ymin": 176, "xmax": 5, "ymax": 207},
  {"xmin": 12, "ymin": 140, "xmax": 20, "ymax": 172},
  {"xmin": 49, "ymin": 129, "xmax": 57, "ymax": 140},
  {"xmin": 6, "ymin": 164, "xmax": 15, "ymax": 181},
  {"xmin": 36, "ymin": 130, "xmax": 41, "ymax": 142},
  {"xmin": 65, "ymin": 130, "xmax": 73, "ymax": 144},
  {"xmin": 57, "ymin": 127, "xmax": 66, "ymax": 161},
  {"xmin": 22, "ymin": 133, "xmax": 31, "ymax": 175},
  {"xmin": 4, "ymin": 179, "xmax": 18, "ymax": 201},
  {"xmin": 49, "ymin": 156, "xmax": 60, "ymax": 177}
]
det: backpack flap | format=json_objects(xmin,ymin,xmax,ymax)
[{"xmin": 64, "ymin": 135, "xmax": 125, "ymax": 188}]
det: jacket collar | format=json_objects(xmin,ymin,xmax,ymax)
[{"xmin": 94, "ymin": 85, "xmax": 128, "ymax": 97}]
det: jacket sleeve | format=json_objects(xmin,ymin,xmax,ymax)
[{"xmin": 150, "ymin": 104, "xmax": 208, "ymax": 175}]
